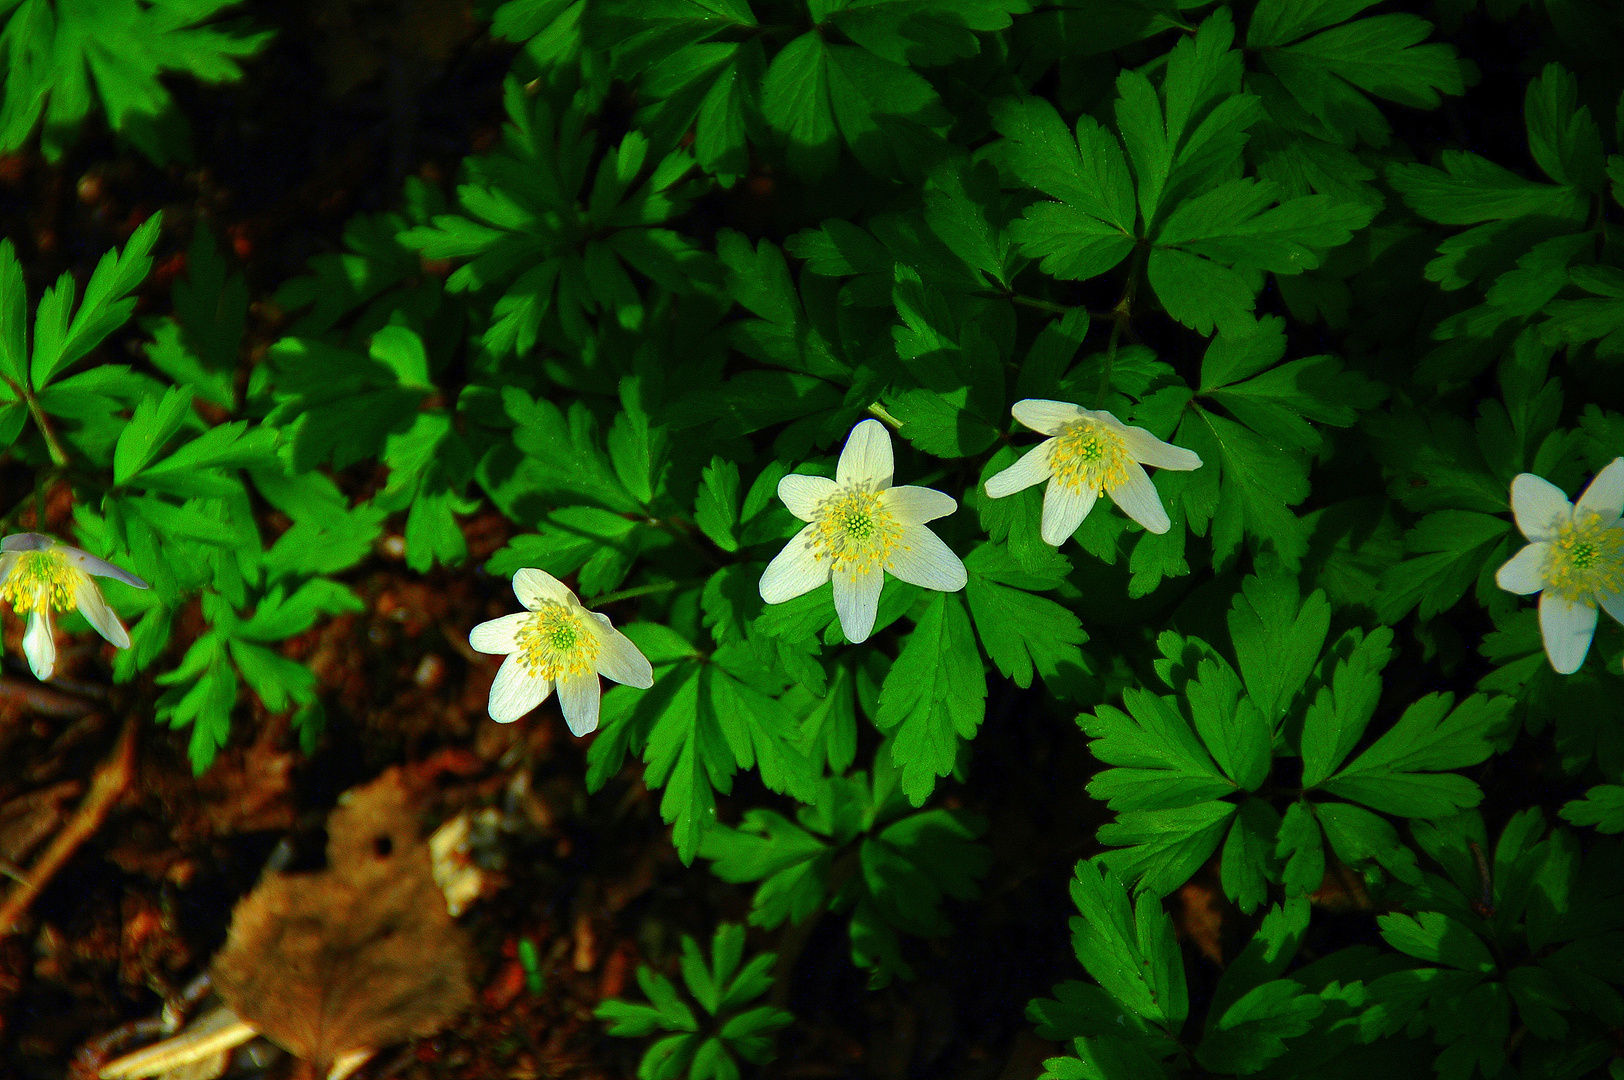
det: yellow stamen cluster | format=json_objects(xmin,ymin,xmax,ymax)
[
  {"xmin": 514, "ymin": 602, "xmax": 600, "ymax": 680},
  {"xmin": 811, "ymin": 488, "xmax": 902, "ymax": 576},
  {"xmin": 0, "ymin": 551, "xmax": 79, "ymax": 616},
  {"xmin": 1543, "ymin": 512, "xmax": 1624, "ymax": 603},
  {"xmin": 1050, "ymin": 418, "xmax": 1131, "ymax": 495}
]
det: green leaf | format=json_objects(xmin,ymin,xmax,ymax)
[
  {"xmin": 1096, "ymin": 802, "xmax": 1236, "ymax": 897},
  {"xmin": 1388, "ymin": 151, "xmax": 1588, "ymax": 226},
  {"xmin": 1066, "ymin": 859, "xmax": 1189, "ymax": 1032},
  {"xmin": 113, "ymin": 385, "xmax": 194, "ymax": 485},
  {"xmin": 701, "ymin": 808, "xmax": 832, "ymax": 929},
  {"xmin": 1083, "ymin": 684, "xmax": 1236, "ymax": 811},
  {"xmin": 1226, "ymin": 573, "xmax": 1331, "ymax": 726},
  {"xmin": 1177, "ymin": 405, "xmax": 1309, "ymax": 569},
  {"xmin": 1377, "ymin": 910, "xmax": 1494, "ymax": 972},
  {"xmin": 29, "ymin": 213, "xmax": 162, "ymax": 387},
  {"xmin": 1196, "ymin": 979, "xmax": 1325, "ymax": 1074},
  {"xmin": 1300, "ymin": 627, "xmax": 1393, "ymax": 788},
  {"xmin": 874, "ymin": 592, "xmax": 987, "ymax": 806},
  {"xmin": 0, "ymin": 238, "xmax": 27, "ymax": 386},
  {"xmin": 965, "ymin": 543, "xmax": 1088, "ymax": 691},
  {"xmin": 1559, "ymin": 785, "xmax": 1624, "ymax": 833},
  {"xmin": 1275, "ymin": 800, "xmax": 1324, "ymax": 896},
  {"xmin": 1324, "ymin": 693, "xmax": 1510, "ymax": 817},
  {"xmin": 695, "ymin": 456, "xmax": 742, "ymax": 551},
  {"xmin": 0, "ymin": 1, "xmax": 271, "ymax": 163}
]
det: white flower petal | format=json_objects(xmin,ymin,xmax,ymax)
[
  {"xmin": 777, "ymin": 473, "xmax": 838, "ymax": 522},
  {"xmin": 1108, "ymin": 463, "xmax": 1171, "ymax": 534},
  {"xmin": 883, "ymin": 485, "xmax": 957, "ymax": 525},
  {"xmin": 832, "ymin": 566, "xmax": 884, "ymax": 644},
  {"xmin": 588, "ymin": 613, "xmax": 654, "ymax": 688},
  {"xmin": 470, "ymin": 612, "xmax": 529, "ymax": 654},
  {"xmin": 513, "ymin": 568, "xmax": 574, "ymax": 611},
  {"xmin": 1538, "ymin": 592, "xmax": 1598, "ymax": 674},
  {"xmin": 984, "ymin": 442, "xmax": 1055, "ymax": 499},
  {"xmin": 837, "ymin": 419, "xmax": 894, "ymax": 488},
  {"xmin": 23, "ymin": 610, "xmax": 55, "ymax": 681},
  {"xmin": 1510, "ymin": 473, "xmax": 1572, "ymax": 542},
  {"xmin": 487, "ymin": 653, "xmax": 551, "ymax": 722},
  {"xmin": 1495, "ymin": 543, "xmax": 1549, "ymax": 595},
  {"xmin": 1118, "ymin": 426, "xmax": 1201, "ymax": 471},
  {"xmin": 1011, "ymin": 399, "xmax": 1086, "ymax": 436},
  {"xmin": 0, "ymin": 551, "xmax": 18, "ymax": 588},
  {"xmin": 1598, "ymin": 589, "xmax": 1624, "ymax": 628},
  {"xmin": 60, "ymin": 546, "xmax": 148, "ymax": 589},
  {"xmin": 557, "ymin": 671, "xmax": 603, "ymax": 736},
  {"xmin": 885, "ymin": 526, "xmax": 966, "ymax": 592},
  {"xmin": 1576, "ymin": 457, "xmax": 1624, "ymax": 520},
  {"xmin": 1040, "ymin": 480, "xmax": 1097, "ymax": 546},
  {"xmin": 75, "ymin": 579, "xmax": 129, "ymax": 649},
  {"xmin": 759, "ymin": 524, "xmax": 830, "ymax": 604},
  {"xmin": 1, "ymin": 533, "xmax": 51, "ymax": 553}
]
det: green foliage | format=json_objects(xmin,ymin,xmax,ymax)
[
  {"xmin": 7, "ymin": 5, "xmax": 1624, "ymax": 1080},
  {"xmin": 700, "ymin": 766, "xmax": 990, "ymax": 988},
  {"xmin": 0, "ymin": 0, "xmax": 272, "ymax": 162},
  {"xmin": 595, "ymin": 923, "xmax": 794, "ymax": 1080}
]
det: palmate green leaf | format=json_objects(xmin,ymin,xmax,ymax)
[
  {"xmin": 964, "ymin": 543, "xmax": 1088, "ymax": 692},
  {"xmin": 113, "ymin": 385, "xmax": 195, "ymax": 486},
  {"xmin": 715, "ymin": 230, "xmax": 848, "ymax": 381},
  {"xmin": 821, "ymin": 0, "xmax": 1032, "ymax": 68},
  {"xmin": 496, "ymin": 387, "xmax": 641, "ymax": 513},
  {"xmin": 154, "ymin": 631, "xmax": 237, "ymax": 773},
  {"xmin": 399, "ymin": 79, "xmax": 712, "ymax": 353},
  {"xmin": 1275, "ymin": 800, "xmax": 1325, "ymax": 896},
  {"xmin": 1082, "ymin": 685, "xmax": 1235, "ymax": 812},
  {"xmin": 1300, "ymin": 626, "xmax": 1393, "ymax": 787},
  {"xmin": 873, "ymin": 592, "xmax": 987, "ymax": 806},
  {"xmin": 0, "ymin": 0, "xmax": 271, "ymax": 163},
  {"xmin": 1389, "ymin": 151, "xmax": 1589, "ymax": 227},
  {"xmin": 695, "ymin": 456, "xmax": 742, "ymax": 551},
  {"xmin": 1316, "ymin": 801, "xmax": 1420, "ymax": 884}
]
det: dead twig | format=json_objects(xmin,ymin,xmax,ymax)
[{"xmin": 0, "ymin": 715, "xmax": 137, "ymax": 935}]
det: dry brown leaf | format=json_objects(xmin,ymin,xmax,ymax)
[{"xmin": 210, "ymin": 768, "xmax": 474, "ymax": 1069}]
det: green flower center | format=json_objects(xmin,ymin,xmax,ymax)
[
  {"xmin": 812, "ymin": 488, "xmax": 901, "ymax": 576},
  {"xmin": 0, "ymin": 551, "xmax": 79, "ymax": 615},
  {"xmin": 1543, "ymin": 512, "xmax": 1624, "ymax": 603},
  {"xmin": 515, "ymin": 603, "xmax": 599, "ymax": 680},
  {"xmin": 1049, "ymin": 418, "xmax": 1131, "ymax": 495}
]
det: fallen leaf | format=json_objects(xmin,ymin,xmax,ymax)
[{"xmin": 210, "ymin": 768, "xmax": 474, "ymax": 1069}]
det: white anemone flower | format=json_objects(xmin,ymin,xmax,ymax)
[
  {"xmin": 0, "ymin": 532, "xmax": 149, "ymax": 681},
  {"xmin": 1495, "ymin": 458, "xmax": 1624, "ymax": 674},
  {"xmin": 984, "ymin": 400, "xmax": 1203, "ymax": 545},
  {"xmin": 469, "ymin": 568, "xmax": 653, "ymax": 734},
  {"xmin": 758, "ymin": 418, "xmax": 966, "ymax": 645}
]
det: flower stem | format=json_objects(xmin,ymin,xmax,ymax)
[{"xmin": 591, "ymin": 580, "xmax": 684, "ymax": 607}]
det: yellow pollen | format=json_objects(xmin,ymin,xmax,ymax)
[
  {"xmin": 513, "ymin": 603, "xmax": 600, "ymax": 680},
  {"xmin": 1049, "ymin": 418, "xmax": 1131, "ymax": 495},
  {"xmin": 810, "ymin": 487, "xmax": 903, "ymax": 576},
  {"xmin": 0, "ymin": 551, "xmax": 80, "ymax": 616},
  {"xmin": 1543, "ymin": 512, "xmax": 1624, "ymax": 603}
]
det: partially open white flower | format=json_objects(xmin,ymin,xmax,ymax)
[
  {"xmin": 1496, "ymin": 459, "xmax": 1624, "ymax": 674},
  {"xmin": 984, "ymin": 400, "xmax": 1203, "ymax": 545},
  {"xmin": 469, "ymin": 568, "xmax": 654, "ymax": 734},
  {"xmin": 0, "ymin": 532, "xmax": 149, "ymax": 681},
  {"xmin": 758, "ymin": 418, "xmax": 966, "ymax": 645}
]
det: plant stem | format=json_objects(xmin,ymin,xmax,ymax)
[{"xmin": 591, "ymin": 580, "xmax": 684, "ymax": 607}]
